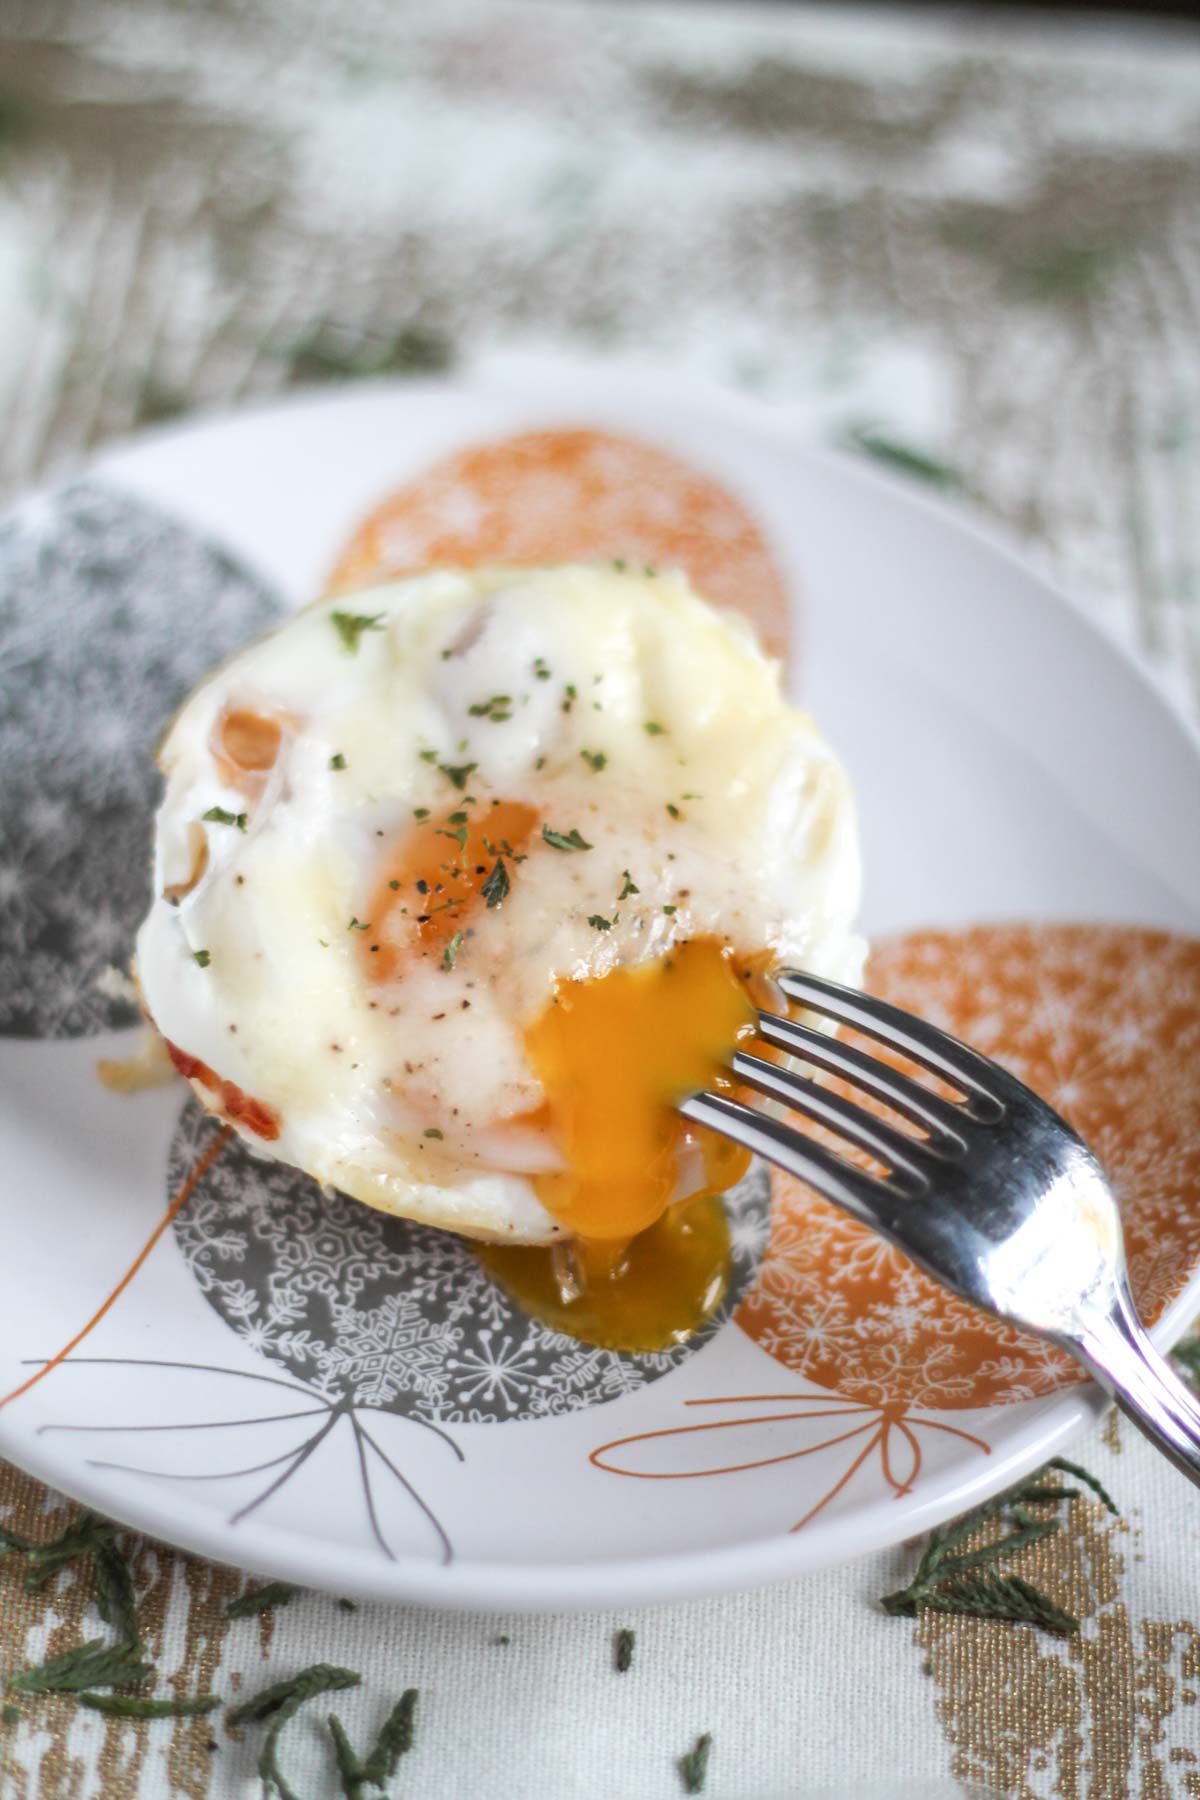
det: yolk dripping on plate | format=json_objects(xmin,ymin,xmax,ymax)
[
  {"xmin": 488, "ymin": 938, "xmax": 757, "ymax": 1351},
  {"xmin": 477, "ymin": 1190, "xmax": 736, "ymax": 1354}
]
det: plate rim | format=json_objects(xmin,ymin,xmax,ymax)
[{"xmin": 3, "ymin": 352, "xmax": 1199, "ymax": 1611}]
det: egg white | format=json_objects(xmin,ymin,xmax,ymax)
[{"xmin": 137, "ymin": 563, "xmax": 864, "ymax": 1242}]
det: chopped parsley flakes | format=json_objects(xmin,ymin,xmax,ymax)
[
  {"xmin": 618, "ymin": 871, "xmax": 639, "ymax": 900},
  {"xmin": 580, "ymin": 749, "xmax": 607, "ymax": 772},
  {"xmin": 348, "ymin": 917, "xmax": 371, "ymax": 932},
  {"xmin": 440, "ymin": 761, "xmax": 477, "ymax": 790},
  {"xmin": 441, "ymin": 931, "xmax": 464, "ymax": 972},
  {"xmin": 203, "ymin": 805, "xmax": 247, "ymax": 830},
  {"xmin": 331, "ymin": 610, "xmax": 385, "ymax": 653},
  {"xmin": 192, "ymin": 948, "xmax": 211, "ymax": 967},
  {"xmin": 329, "ymin": 752, "xmax": 347, "ymax": 771},
  {"xmin": 542, "ymin": 825, "xmax": 592, "ymax": 852},
  {"xmin": 481, "ymin": 859, "xmax": 510, "ymax": 908},
  {"xmin": 643, "ymin": 721, "xmax": 666, "ymax": 737},
  {"xmin": 467, "ymin": 695, "xmax": 512, "ymax": 722},
  {"xmin": 588, "ymin": 914, "xmax": 614, "ymax": 932},
  {"xmin": 482, "ymin": 835, "xmax": 524, "ymax": 862}
]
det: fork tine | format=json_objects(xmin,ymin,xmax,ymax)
[
  {"xmin": 755, "ymin": 1010, "xmax": 974, "ymax": 1141},
  {"xmin": 679, "ymin": 1090, "xmax": 899, "ymax": 1227},
  {"xmin": 776, "ymin": 970, "xmax": 1003, "ymax": 1118},
  {"xmin": 730, "ymin": 1050, "xmax": 934, "ymax": 1191}
]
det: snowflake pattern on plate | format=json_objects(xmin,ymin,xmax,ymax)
[
  {"xmin": 169, "ymin": 1101, "xmax": 770, "ymax": 1425},
  {"xmin": 326, "ymin": 427, "xmax": 792, "ymax": 662},
  {"xmin": 0, "ymin": 482, "xmax": 281, "ymax": 1037},
  {"xmin": 737, "ymin": 924, "xmax": 1200, "ymax": 1409}
]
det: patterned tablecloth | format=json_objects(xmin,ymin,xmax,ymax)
[{"xmin": 0, "ymin": 3, "xmax": 1199, "ymax": 1796}]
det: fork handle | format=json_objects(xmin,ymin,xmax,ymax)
[{"xmin": 1076, "ymin": 1286, "xmax": 1200, "ymax": 1490}]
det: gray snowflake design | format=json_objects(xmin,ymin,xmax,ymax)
[
  {"xmin": 0, "ymin": 481, "xmax": 281, "ymax": 1037},
  {"xmin": 170, "ymin": 1100, "xmax": 770, "ymax": 1427}
]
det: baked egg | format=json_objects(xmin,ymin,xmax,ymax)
[{"xmin": 137, "ymin": 563, "xmax": 863, "ymax": 1345}]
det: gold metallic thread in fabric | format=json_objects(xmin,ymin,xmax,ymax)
[
  {"xmin": 0, "ymin": 1465, "xmax": 241, "ymax": 1800},
  {"xmin": 919, "ymin": 1498, "xmax": 1200, "ymax": 1797}
]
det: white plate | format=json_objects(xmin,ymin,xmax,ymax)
[{"xmin": 1, "ymin": 354, "xmax": 1198, "ymax": 1611}]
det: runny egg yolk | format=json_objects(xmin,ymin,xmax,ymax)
[
  {"xmin": 477, "ymin": 1190, "xmax": 735, "ymax": 1353},
  {"xmin": 523, "ymin": 938, "xmax": 757, "ymax": 1241},
  {"xmin": 483, "ymin": 939, "xmax": 757, "ymax": 1352}
]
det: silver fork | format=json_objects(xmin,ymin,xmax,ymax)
[{"xmin": 682, "ymin": 969, "xmax": 1200, "ymax": 1487}]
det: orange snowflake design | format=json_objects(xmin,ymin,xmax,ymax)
[
  {"xmin": 739, "ymin": 924, "xmax": 1200, "ymax": 1410},
  {"xmin": 594, "ymin": 924, "xmax": 1200, "ymax": 1527},
  {"xmin": 325, "ymin": 427, "xmax": 792, "ymax": 661}
]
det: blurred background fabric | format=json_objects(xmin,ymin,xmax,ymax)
[
  {"xmin": 0, "ymin": 0, "xmax": 1198, "ymax": 712},
  {"xmin": 2, "ymin": 5, "xmax": 1200, "ymax": 1797}
]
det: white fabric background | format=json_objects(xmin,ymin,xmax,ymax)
[{"xmin": 0, "ymin": 3, "xmax": 1198, "ymax": 1795}]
